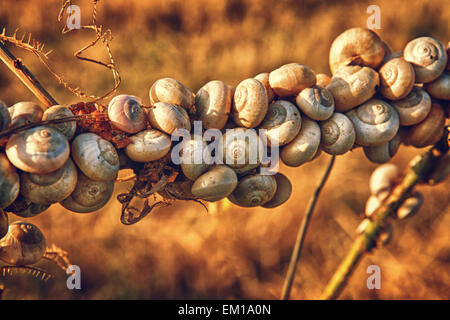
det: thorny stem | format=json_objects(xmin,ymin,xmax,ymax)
[
  {"xmin": 281, "ymin": 155, "xmax": 336, "ymax": 300},
  {"xmin": 320, "ymin": 128, "xmax": 449, "ymax": 300}
]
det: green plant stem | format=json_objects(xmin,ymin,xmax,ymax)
[{"xmin": 281, "ymin": 155, "xmax": 336, "ymax": 300}]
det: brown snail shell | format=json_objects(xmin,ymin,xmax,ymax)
[
  {"xmin": 424, "ymin": 71, "xmax": 450, "ymax": 100},
  {"xmin": 191, "ymin": 165, "xmax": 238, "ymax": 202},
  {"xmin": 0, "ymin": 100, "xmax": 11, "ymax": 131},
  {"xmin": 320, "ymin": 113, "xmax": 356, "ymax": 155},
  {"xmin": 0, "ymin": 210, "xmax": 8, "ymax": 239},
  {"xmin": 329, "ymin": 28, "xmax": 386, "ymax": 74},
  {"xmin": 379, "ymin": 58, "xmax": 415, "ymax": 100},
  {"xmin": 0, "ymin": 153, "xmax": 20, "ymax": 209},
  {"xmin": 315, "ymin": 73, "xmax": 331, "ymax": 87},
  {"xmin": 107, "ymin": 95, "xmax": 147, "ymax": 133},
  {"xmin": 147, "ymin": 102, "xmax": 191, "ymax": 134},
  {"xmin": 195, "ymin": 80, "xmax": 232, "ymax": 130},
  {"xmin": 6, "ymin": 126, "xmax": 69, "ymax": 174},
  {"xmin": 254, "ymin": 72, "xmax": 275, "ymax": 102},
  {"xmin": 228, "ymin": 174, "xmax": 277, "ymax": 207},
  {"xmin": 269, "ymin": 63, "xmax": 316, "ymax": 97},
  {"xmin": 8, "ymin": 101, "xmax": 43, "ymax": 128},
  {"xmin": 71, "ymin": 133, "xmax": 119, "ymax": 181},
  {"xmin": 326, "ymin": 65, "xmax": 380, "ymax": 112},
  {"xmin": 232, "ymin": 78, "xmax": 268, "ymax": 128},
  {"xmin": 262, "ymin": 173, "xmax": 292, "ymax": 208},
  {"xmin": 296, "ymin": 86, "xmax": 335, "ymax": 120},
  {"xmin": 363, "ymin": 131, "xmax": 402, "ymax": 164},
  {"xmin": 403, "ymin": 37, "xmax": 448, "ymax": 83},
  {"xmin": 7, "ymin": 199, "xmax": 50, "ymax": 218},
  {"xmin": 258, "ymin": 100, "xmax": 302, "ymax": 146},
  {"xmin": 149, "ymin": 77, "xmax": 195, "ymax": 110},
  {"xmin": 390, "ymin": 87, "xmax": 431, "ymax": 126},
  {"xmin": 369, "ymin": 163, "xmax": 400, "ymax": 201},
  {"xmin": 0, "ymin": 221, "xmax": 46, "ymax": 265},
  {"xmin": 125, "ymin": 129, "xmax": 171, "ymax": 162},
  {"xmin": 180, "ymin": 136, "xmax": 210, "ymax": 180}
]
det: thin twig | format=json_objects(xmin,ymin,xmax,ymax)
[
  {"xmin": 320, "ymin": 128, "xmax": 449, "ymax": 300},
  {"xmin": 281, "ymin": 155, "xmax": 336, "ymax": 300}
]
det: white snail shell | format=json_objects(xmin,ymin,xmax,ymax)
[
  {"xmin": 424, "ymin": 71, "xmax": 450, "ymax": 100},
  {"xmin": 8, "ymin": 101, "xmax": 43, "ymax": 128},
  {"xmin": 320, "ymin": 113, "xmax": 356, "ymax": 155},
  {"xmin": 6, "ymin": 126, "xmax": 70, "ymax": 174},
  {"xmin": 281, "ymin": 118, "xmax": 321, "ymax": 166},
  {"xmin": 232, "ymin": 78, "xmax": 268, "ymax": 128},
  {"xmin": 0, "ymin": 221, "xmax": 46, "ymax": 266},
  {"xmin": 403, "ymin": 36, "xmax": 448, "ymax": 83},
  {"xmin": 180, "ymin": 136, "xmax": 210, "ymax": 180},
  {"xmin": 391, "ymin": 87, "xmax": 431, "ymax": 126},
  {"xmin": 147, "ymin": 102, "xmax": 191, "ymax": 134},
  {"xmin": 149, "ymin": 77, "xmax": 195, "ymax": 110},
  {"xmin": 346, "ymin": 99, "xmax": 399, "ymax": 147},
  {"xmin": 258, "ymin": 100, "xmax": 302, "ymax": 146},
  {"xmin": 296, "ymin": 86, "xmax": 335, "ymax": 120},
  {"xmin": 397, "ymin": 191, "xmax": 423, "ymax": 219},
  {"xmin": 195, "ymin": 80, "xmax": 232, "ymax": 130},
  {"xmin": 228, "ymin": 174, "xmax": 277, "ymax": 207},
  {"xmin": 365, "ymin": 195, "xmax": 381, "ymax": 218},
  {"xmin": 125, "ymin": 129, "xmax": 171, "ymax": 162},
  {"xmin": 262, "ymin": 173, "xmax": 292, "ymax": 208},
  {"xmin": 107, "ymin": 95, "xmax": 147, "ymax": 133},
  {"xmin": 191, "ymin": 165, "xmax": 238, "ymax": 202},
  {"xmin": 0, "ymin": 153, "xmax": 20, "ymax": 209},
  {"xmin": 369, "ymin": 163, "xmax": 400, "ymax": 201},
  {"xmin": 42, "ymin": 105, "xmax": 77, "ymax": 140},
  {"xmin": 254, "ymin": 72, "xmax": 275, "ymax": 102},
  {"xmin": 363, "ymin": 131, "xmax": 402, "ymax": 164},
  {"xmin": 0, "ymin": 100, "xmax": 11, "ymax": 131},
  {"xmin": 379, "ymin": 57, "xmax": 415, "ymax": 100},
  {"xmin": 71, "ymin": 133, "xmax": 120, "ymax": 181},
  {"xmin": 269, "ymin": 63, "xmax": 316, "ymax": 97}
]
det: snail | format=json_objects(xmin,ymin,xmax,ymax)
[
  {"xmin": 315, "ymin": 73, "xmax": 331, "ymax": 87},
  {"xmin": 0, "ymin": 210, "xmax": 8, "ymax": 239},
  {"xmin": 329, "ymin": 28, "xmax": 386, "ymax": 74},
  {"xmin": 42, "ymin": 105, "xmax": 77, "ymax": 140},
  {"xmin": 147, "ymin": 102, "xmax": 191, "ymax": 134},
  {"xmin": 346, "ymin": 99, "xmax": 399, "ymax": 147},
  {"xmin": 380, "ymin": 50, "xmax": 404, "ymax": 65},
  {"xmin": 377, "ymin": 223, "xmax": 393, "ymax": 247},
  {"xmin": 254, "ymin": 72, "xmax": 275, "ymax": 102},
  {"xmin": 296, "ymin": 86, "xmax": 335, "ymax": 120},
  {"xmin": 0, "ymin": 221, "xmax": 46, "ymax": 266},
  {"xmin": 125, "ymin": 129, "xmax": 171, "ymax": 162},
  {"xmin": 0, "ymin": 100, "xmax": 11, "ymax": 131},
  {"xmin": 149, "ymin": 77, "xmax": 195, "ymax": 110},
  {"xmin": 191, "ymin": 165, "xmax": 238, "ymax": 202},
  {"xmin": 281, "ymin": 118, "xmax": 321, "ymax": 166},
  {"xmin": 232, "ymin": 78, "xmax": 268, "ymax": 128},
  {"xmin": 261, "ymin": 173, "xmax": 292, "ymax": 208},
  {"xmin": 424, "ymin": 71, "xmax": 450, "ymax": 100},
  {"xmin": 71, "ymin": 133, "xmax": 119, "ymax": 182},
  {"xmin": 363, "ymin": 131, "xmax": 402, "ymax": 164},
  {"xmin": 60, "ymin": 171, "xmax": 114, "ymax": 213},
  {"xmin": 107, "ymin": 95, "xmax": 147, "ymax": 133},
  {"xmin": 390, "ymin": 87, "xmax": 431, "ymax": 126},
  {"xmin": 20, "ymin": 159, "xmax": 78, "ymax": 205},
  {"xmin": 369, "ymin": 163, "xmax": 400, "ymax": 201},
  {"xmin": 405, "ymin": 102, "xmax": 446, "ymax": 148},
  {"xmin": 194, "ymin": 80, "xmax": 232, "ymax": 130},
  {"xmin": 180, "ymin": 136, "xmax": 210, "ymax": 180},
  {"xmin": 6, "ymin": 126, "xmax": 70, "ymax": 174},
  {"xmin": 227, "ymin": 173, "xmax": 277, "ymax": 207},
  {"xmin": 0, "ymin": 153, "xmax": 20, "ymax": 209},
  {"xmin": 258, "ymin": 100, "xmax": 302, "ymax": 146},
  {"xmin": 269, "ymin": 63, "xmax": 316, "ymax": 97},
  {"xmin": 8, "ymin": 101, "xmax": 43, "ymax": 128},
  {"xmin": 320, "ymin": 113, "xmax": 356, "ymax": 155},
  {"xmin": 397, "ymin": 191, "xmax": 423, "ymax": 220},
  {"xmin": 378, "ymin": 57, "xmax": 415, "ymax": 100},
  {"xmin": 6, "ymin": 197, "xmax": 50, "ymax": 218},
  {"xmin": 326, "ymin": 65, "xmax": 380, "ymax": 112},
  {"xmin": 403, "ymin": 37, "xmax": 448, "ymax": 83}
]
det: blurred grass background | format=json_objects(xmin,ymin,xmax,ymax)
[{"xmin": 0, "ymin": 0, "xmax": 449, "ymax": 299}]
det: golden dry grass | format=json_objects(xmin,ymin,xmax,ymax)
[{"xmin": 0, "ymin": 0, "xmax": 449, "ymax": 299}]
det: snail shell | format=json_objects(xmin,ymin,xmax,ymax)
[
  {"xmin": 191, "ymin": 165, "xmax": 238, "ymax": 202},
  {"xmin": 228, "ymin": 174, "xmax": 277, "ymax": 207},
  {"xmin": 107, "ymin": 95, "xmax": 147, "ymax": 133},
  {"xmin": 346, "ymin": 99, "xmax": 399, "ymax": 147},
  {"xmin": 403, "ymin": 37, "xmax": 448, "ymax": 83},
  {"xmin": 390, "ymin": 87, "xmax": 431, "ymax": 126},
  {"xmin": 405, "ymin": 102, "xmax": 445, "ymax": 148},
  {"xmin": 0, "ymin": 100, "xmax": 11, "ymax": 131},
  {"xmin": 6, "ymin": 126, "xmax": 69, "ymax": 174},
  {"xmin": 0, "ymin": 221, "xmax": 46, "ymax": 265},
  {"xmin": 180, "ymin": 136, "xmax": 210, "ymax": 180},
  {"xmin": 363, "ymin": 131, "xmax": 402, "ymax": 164},
  {"xmin": 0, "ymin": 154, "xmax": 20, "ymax": 209},
  {"xmin": 232, "ymin": 78, "xmax": 268, "ymax": 128},
  {"xmin": 254, "ymin": 72, "xmax": 275, "ymax": 102},
  {"xmin": 369, "ymin": 163, "xmax": 400, "ymax": 201},
  {"xmin": 379, "ymin": 58, "xmax": 415, "ymax": 100},
  {"xmin": 329, "ymin": 28, "xmax": 386, "ymax": 74},
  {"xmin": 8, "ymin": 200, "xmax": 50, "ymax": 218},
  {"xmin": 0, "ymin": 210, "xmax": 8, "ymax": 239},
  {"xmin": 8, "ymin": 102, "xmax": 43, "ymax": 128},
  {"xmin": 315, "ymin": 73, "xmax": 331, "ymax": 87},
  {"xmin": 281, "ymin": 118, "xmax": 321, "ymax": 166},
  {"xmin": 149, "ymin": 77, "xmax": 195, "ymax": 109},
  {"xmin": 20, "ymin": 159, "xmax": 78, "ymax": 205},
  {"xmin": 42, "ymin": 105, "xmax": 77, "ymax": 140},
  {"xmin": 269, "ymin": 63, "xmax": 316, "ymax": 97},
  {"xmin": 261, "ymin": 173, "xmax": 292, "ymax": 208},
  {"xmin": 320, "ymin": 113, "xmax": 356, "ymax": 155},
  {"xmin": 326, "ymin": 65, "xmax": 380, "ymax": 112},
  {"xmin": 424, "ymin": 71, "xmax": 450, "ymax": 100},
  {"xmin": 71, "ymin": 133, "xmax": 120, "ymax": 181},
  {"xmin": 258, "ymin": 100, "xmax": 302, "ymax": 146},
  {"xmin": 125, "ymin": 129, "xmax": 171, "ymax": 162},
  {"xmin": 195, "ymin": 80, "xmax": 232, "ymax": 130},
  {"xmin": 147, "ymin": 102, "xmax": 191, "ymax": 134},
  {"xmin": 397, "ymin": 191, "xmax": 423, "ymax": 219},
  {"xmin": 60, "ymin": 171, "xmax": 114, "ymax": 213},
  {"xmin": 296, "ymin": 86, "xmax": 335, "ymax": 120}
]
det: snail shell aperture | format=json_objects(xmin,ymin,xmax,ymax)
[{"xmin": 296, "ymin": 86, "xmax": 335, "ymax": 120}]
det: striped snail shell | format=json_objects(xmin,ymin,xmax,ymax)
[
  {"xmin": 149, "ymin": 77, "xmax": 195, "ymax": 110},
  {"xmin": 191, "ymin": 165, "xmax": 238, "ymax": 202},
  {"xmin": 0, "ymin": 100, "xmax": 11, "ymax": 131},
  {"xmin": 262, "ymin": 173, "xmax": 292, "ymax": 208},
  {"xmin": 42, "ymin": 105, "xmax": 77, "ymax": 140},
  {"xmin": 228, "ymin": 173, "xmax": 277, "ymax": 207},
  {"xmin": 296, "ymin": 86, "xmax": 335, "ymax": 120},
  {"xmin": 320, "ymin": 113, "xmax": 356, "ymax": 155},
  {"xmin": 195, "ymin": 80, "xmax": 232, "ymax": 130},
  {"xmin": 269, "ymin": 63, "xmax": 316, "ymax": 97},
  {"xmin": 0, "ymin": 153, "xmax": 20, "ymax": 209},
  {"xmin": 147, "ymin": 102, "xmax": 191, "ymax": 134},
  {"xmin": 390, "ymin": 87, "xmax": 431, "ymax": 126},
  {"xmin": 107, "ymin": 95, "xmax": 147, "ymax": 133},
  {"xmin": 125, "ymin": 129, "xmax": 171, "ymax": 162},
  {"xmin": 379, "ymin": 58, "xmax": 415, "ymax": 100},
  {"xmin": 232, "ymin": 78, "xmax": 268, "ymax": 128}
]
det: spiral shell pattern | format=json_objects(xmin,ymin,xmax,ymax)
[
  {"xmin": 379, "ymin": 58, "xmax": 415, "ymax": 100},
  {"xmin": 391, "ymin": 87, "xmax": 431, "ymax": 125},
  {"xmin": 232, "ymin": 78, "xmax": 268, "ymax": 128},
  {"xmin": 228, "ymin": 174, "xmax": 277, "ymax": 207},
  {"xmin": 42, "ymin": 105, "xmax": 77, "ymax": 140},
  {"xmin": 296, "ymin": 86, "xmax": 335, "ymax": 120},
  {"xmin": 320, "ymin": 113, "xmax": 356, "ymax": 154}
]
